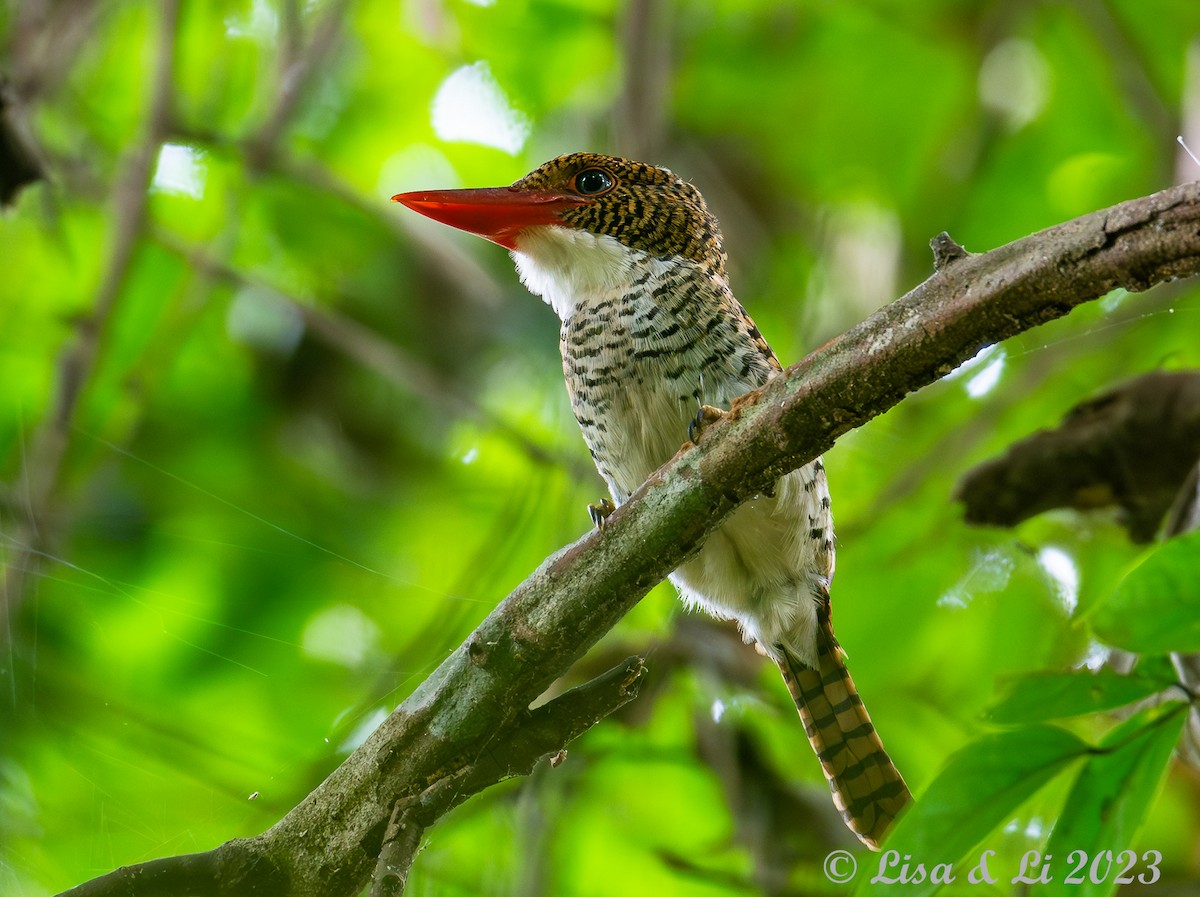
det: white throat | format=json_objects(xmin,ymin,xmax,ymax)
[{"xmin": 511, "ymin": 226, "xmax": 651, "ymax": 320}]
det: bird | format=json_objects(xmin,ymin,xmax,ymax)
[{"xmin": 393, "ymin": 152, "xmax": 911, "ymax": 849}]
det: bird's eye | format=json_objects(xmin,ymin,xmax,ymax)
[{"xmin": 574, "ymin": 168, "xmax": 614, "ymax": 196}]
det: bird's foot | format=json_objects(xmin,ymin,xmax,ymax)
[
  {"xmin": 588, "ymin": 498, "xmax": 616, "ymax": 529},
  {"xmin": 688, "ymin": 404, "xmax": 726, "ymax": 443}
]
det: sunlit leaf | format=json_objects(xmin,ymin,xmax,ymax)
[
  {"xmin": 855, "ymin": 726, "xmax": 1088, "ymax": 897},
  {"xmin": 1038, "ymin": 702, "xmax": 1187, "ymax": 897},
  {"xmin": 985, "ymin": 667, "xmax": 1176, "ymax": 725},
  {"xmin": 1091, "ymin": 531, "xmax": 1200, "ymax": 654}
]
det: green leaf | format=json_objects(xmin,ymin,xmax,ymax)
[
  {"xmin": 1037, "ymin": 702, "xmax": 1187, "ymax": 897},
  {"xmin": 855, "ymin": 725, "xmax": 1088, "ymax": 897},
  {"xmin": 985, "ymin": 667, "xmax": 1175, "ymax": 725},
  {"xmin": 1091, "ymin": 531, "xmax": 1200, "ymax": 653}
]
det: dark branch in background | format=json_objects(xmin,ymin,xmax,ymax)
[
  {"xmin": 56, "ymin": 182, "xmax": 1200, "ymax": 897},
  {"xmin": 957, "ymin": 367, "xmax": 1200, "ymax": 765},
  {"xmin": 1, "ymin": 0, "xmax": 103, "ymax": 206},
  {"xmin": 1168, "ymin": 461, "xmax": 1200, "ymax": 536},
  {"xmin": 0, "ymin": 77, "xmax": 45, "ymax": 205},
  {"xmin": 1, "ymin": 0, "xmax": 180, "ymax": 645},
  {"xmin": 617, "ymin": 0, "xmax": 672, "ymax": 159},
  {"xmin": 957, "ymin": 370, "xmax": 1200, "ymax": 542}
]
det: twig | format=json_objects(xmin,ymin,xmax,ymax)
[
  {"xmin": 617, "ymin": 0, "xmax": 671, "ymax": 158},
  {"xmin": 2, "ymin": 0, "xmax": 180, "ymax": 645},
  {"xmin": 162, "ymin": 125, "xmax": 507, "ymax": 309},
  {"xmin": 276, "ymin": 153, "xmax": 506, "ymax": 308},
  {"xmin": 244, "ymin": 0, "xmax": 353, "ymax": 169},
  {"xmin": 367, "ymin": 654, "xmax": 646, "ymax": 897},
  {"xmin": 369, "ymin": 801, "xmax": 423, "ymax": 897},
  {"xmin": 0, "ymin": 76, "xmax": 45, "ymax": 204},
  {"xmin": 151, "ymin": 231, "xmax": 590, "ymax": 479}
]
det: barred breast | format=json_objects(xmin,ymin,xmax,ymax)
[{"xmin": 556, "ymin": 249, "xmax": 835, "ymax": 665}]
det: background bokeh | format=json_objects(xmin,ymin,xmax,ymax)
[{"xmin": 3, "ymin": 1, "xmax": 1200, "ymax": 895}]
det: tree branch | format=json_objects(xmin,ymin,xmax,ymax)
[
  {"xmin": 243, "ymin": 0, "xmax": 353, "ymax": 170},
  {"xmin": 57, "ymin": 182, "xmax": 1200, "ymax": 896},
  {"xmin": 957, "ymin": 370, "xmax": 1200, "ymax": 542},
  {"xmin": 61, "ymin": 656, "xmax": 646, "ymax": 897},
  {"xmin": 368, "ymin": 655, "xmax": 646, "ymax": 896}
]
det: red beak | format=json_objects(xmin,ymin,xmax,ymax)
[{"xmin": 392, "ymin": 187, "xmax": 587, "ymax": 250}]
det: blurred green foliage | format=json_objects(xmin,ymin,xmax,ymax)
[
  {"xmin": 1093, "ymin": 530, "xmax": 1200, "ymax": 654},
  {"xmin": 3, "ymin": 1, "xmax": 1200, "ymax": 895}
]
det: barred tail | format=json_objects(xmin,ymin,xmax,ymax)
[{"xmin": 775, "ymin": 622, "xmax": 911, "ymax": 849}]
